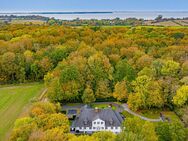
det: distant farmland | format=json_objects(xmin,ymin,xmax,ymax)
[
  {"xmin": 145, "ymin": 19, "xmax": 188, "ymax": 27},
  {"xmin": 11, "ymin": 19, "xmax": 46, "ymax": 25},
  {"xmin": 0, "ymin": 83, "xmax": 44, "ymax": 141}
]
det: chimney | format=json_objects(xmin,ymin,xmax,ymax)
[{"xmin": 95, "ymin": 107, "xmax": 99, "ymax": 113}]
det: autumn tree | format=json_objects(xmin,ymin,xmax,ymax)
[
  {"xmin": 29, "ymin": 102, "xmax": 59, "ymax": 117},
  {"xmin": 173, "ymin": 85, "xmax": 188, "ymax": 106},
  {"xmin": 136, "ymin": 55, "xmax": 153, "ymax": 70},
  {"xmin": 113, "ymin": 80, "xmax": 128, "ymax": 101},
  {"xmin": 128, "ymin": 75, "xmax": 164, "ymax": 110},
  {"xmin": 95, "ymin": 80, "xmax": 112, "ymax": 99},
  {"xmin": 1, "ymin": 52, "xmax": 19, "ymax": 82},
  {"xmin": 29, "ymin": 129, "xmax": 74, "ymax": 141},
  {"xmin": 69, "ymin": 135, "xmax": 98, "ymax": 141},
  {"xmin": 161, "ymin": 60, "xmax": 180, "ymax": 77},
  {"xmin": 151, "ymin": 59, "xmax": 164, "ymax": 78},
  {"xmin": 92, "ymin": 131, "xmax": 116, "ymax": 141},
  {"xmin": 127, "ymin": 93, "xmax": 143, "ymax": 111},
  {"xmin": 82, "ymin": 85, "xmax": 96, "ymax": 104},
  {"xmin": 49, "ymin": 46, "xmax": 70, "ymax": 66},
  {"xmin": 160, "ymin": 77, "xmax": 180, "ymax": 108},
  {"xmin": 117, "ymin": 117, "xmax": 158, "ymax": 141},
  {"xmin": 181, "ymin": 60, "xmax": 188, "ymax": 76},
  {"xmin": 87, "ymin": 52, "xmax": 113, "ymax": 82},
  {"xmin": 156, "ymin": 121, "xmax": 187, "ymax": 141},
  {"xmin": 138, "ymin": 67, "xmax": 155, "ymax": 78},
  {"xmin": 10, "ymin": 117, "xmax": 37, "ymax": 141},
  {"xmin": 114, "ymin": 59, "xmax": 135, "ymax": 82},
  {"xmin": 10, "ymin": 102, "xmax": 70, "ymax": 141},
  {"xmin": 59, "ymin": 64, "xmax": 81, "ymax": 102}
]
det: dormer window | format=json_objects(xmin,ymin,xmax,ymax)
[
  {"xmin": 94, "ymin": 122, "xmax": 96, "ymax": 124},
  {"xmin": 97, "ymin": 122, "xmax": 100, "ymax": 124},
  {"xmin": 83, "ymin": 118, "xmax": 88, "ymax": 125},
  {"xmin": 101, "ymin": 122, "xmax": 103, "ymax": 124},
  {"xmin": 109, "ymin": 118, "xmax": 113, "ymax": 125}
]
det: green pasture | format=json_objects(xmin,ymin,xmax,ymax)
[{"xmin": 0, "ymin": 83, "xmax": 44, "ymax": 141}]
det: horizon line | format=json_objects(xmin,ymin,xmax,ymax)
[{"xmin": 0, "ymin": 10, "xmax": 188, "ymax": 14}]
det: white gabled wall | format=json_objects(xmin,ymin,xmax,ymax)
[
  {"xmin": 75, "ymin": 118, "xmax": 122, "ymax": 133},
  {"xmin": 92, "ymin": 118, "xmax": 105, "ymax": 130}
]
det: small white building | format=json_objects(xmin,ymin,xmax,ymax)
[{"xmin": 71, "ymin": 105, "xmax": 124, "ymax": 134}]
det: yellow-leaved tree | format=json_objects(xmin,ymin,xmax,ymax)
[{"xmin": 173, "ymin": 85, "xmax": 188, "ymax": 106}]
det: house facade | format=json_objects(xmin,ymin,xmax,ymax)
[{"xmin": 71, "ymin": 105, "xmax": 124, "ymax": 134}]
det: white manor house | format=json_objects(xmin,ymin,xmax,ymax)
[{"xmin": 71, "ymin": 105, "xmax": 124, "ymax": 134}]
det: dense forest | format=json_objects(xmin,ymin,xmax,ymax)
[
  {"xmin": 0, "ymin": 24, "xmax": 188, "ymax": 107},
  {"xmin": 1, "ymin": 24, "xmax": 188, "ymax": 140}
]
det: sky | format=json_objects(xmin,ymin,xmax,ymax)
[{"xmin": 0, "ymin": 0, "xmax": 188, "ymax": 12}]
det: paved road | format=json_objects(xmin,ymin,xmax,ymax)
[
  {"xmin": 122, "ymin": 104, "xmax": 162, "ymax": 122},
  {"xmin": 39, "ymin": 88, "xmax": 48, "ymax": 102}
]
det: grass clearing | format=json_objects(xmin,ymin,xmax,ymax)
[
  {"xmin": 162, "ymin": 111, "xmax": 181, "ymax": 122},
  {"xmin": 138, "ymin": 109, "xmax": 181, "ymax": 123},
  {"xmin": 0, "ymin": 83, "xmax": 44, "ymax": 141},
  {"xmin": 138, "ymin": 109, "xmax": 161, "ymax": 119}
]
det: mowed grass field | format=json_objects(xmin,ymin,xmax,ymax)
[
  {"xmin": 0, "ymin": 83, "xmax": 44, "ymax": 141},
  {"xmin": 11, "ymin": 19, "xmax": 46, "ymax": 25}
]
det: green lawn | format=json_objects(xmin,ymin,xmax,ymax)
[
  {"xmin": 138, "ymin": 109, "xmax": 181, "ymax": 123},
  {"xmin": 138, "ymin": 109, "xmax": 161, "ymax": 119},
  {"xmin": 162, "ymin": 111, "xmax": 181, "ymax": 122},
  {"xmin": 0, "ymin": 83, "xmax": 44, "ymax": 141}
]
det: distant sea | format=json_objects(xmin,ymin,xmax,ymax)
[{"xmin": 0, "ymin": 11, "xmax": 188, "ymax": 20}]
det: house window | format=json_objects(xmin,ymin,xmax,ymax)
[
  {"xmin": 101, "ymin": 127, "xmax": 104, "ymax": 129},
  {"xmin": 94, "ymin": 122, "xmax": 96, "ymax": 124},
  {"xmin": 105, "ymin": 127, "xmax": 107, "ymax": 129},
  {"xmin": 93, "ymin": 127, "xmax": 96, "ymax": 129},
  {"xmin": 116, "ymin": 127, "xmax": 118, "ymax": 129},
  {"xmin": 89, "ymin": 127, "xmax": 92, "ymax": 129},
  {"xmin": 84, "ymin": 127, "xmax": 86, "ymax": 129},
  {"xmin": 101, "ymin": 122, "xmax": 103, "ymax": 124},
  {"xmin": 111, "ymin": 127, "xmax": 113, "ymax": 129},
  {"xmin": 97, "ymin": 122, "xmax": 100, "ymax": 124}
]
